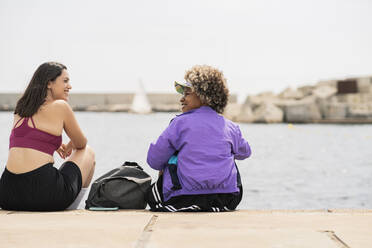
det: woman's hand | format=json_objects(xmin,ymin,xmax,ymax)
[
  {"xmin": 64, "ymin": 141, "xmax": 74, "ymax": 156},
  {"xmin": 56, "ymin": 141, "xmax": 74, "ymax": 159},
  {"xmin": 57, "ymin": 144, "xmax": 68, "ymax": 159}
]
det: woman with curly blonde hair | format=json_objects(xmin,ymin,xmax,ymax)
[
  {"xmin": 183, "ymin": 65, "xmax": 229, "ymax": 114},
  {"xmin": 146, "ymin": 65, "xmax": 251, "ymax": 212}
]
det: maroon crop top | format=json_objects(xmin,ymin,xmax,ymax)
[{"xmin": 9, "ymin": 117, "xmax": 62, "ymax": 156}]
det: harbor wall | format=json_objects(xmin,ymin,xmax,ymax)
[
  {"xmin": 0, "ymin": 93, "xmax": 237, "ymax": 112},
  {"xmin": 2, "ymin": 75, "xmax": 372, "ymax": 124}
]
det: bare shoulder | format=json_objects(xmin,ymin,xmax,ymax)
[
  {"xmin": 51, "ymin": 99, "xmax": 70, "ymax": 108},
  {"xmin": 49, "ymin": 100, "xmax": 73, "ymax": 112},
  {"xmin": 39, "ymin": 100, "xmax": 73, "ymax": 120}
]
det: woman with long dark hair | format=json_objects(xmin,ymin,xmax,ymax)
[{"xmin": 0, "ymin": 62, "xmax": 95, "ymax": 211}]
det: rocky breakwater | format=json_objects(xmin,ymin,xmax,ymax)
[{"xmin": 224, "ymin": 76, "xmax": 372, "ymax": 123}]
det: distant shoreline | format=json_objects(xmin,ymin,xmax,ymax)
[
  {"xmin": 0, "ymin": 92, "xmax": 237, "ymax": 113},
  {"xmin": 1, "ymin": 92, "xmax": 372, "ymax": 124}
]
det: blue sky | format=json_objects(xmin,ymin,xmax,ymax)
[{"xmin": 1, "ymin": 0, "xmax": 371, "ymax": 101}]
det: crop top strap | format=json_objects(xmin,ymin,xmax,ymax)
[
  {"xmin": 30, "ymin": 116, "xmax": 36, "ymax": 128},
  {"xmin": 13, "ymin": 117, "xmax": 25, "ymax": 129}
]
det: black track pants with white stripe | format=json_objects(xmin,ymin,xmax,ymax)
[{"xmin": 145, "ymin": 175, "xmax": 242, "ymax": 212}]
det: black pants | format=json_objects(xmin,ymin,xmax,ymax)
[
  {"xmin": 146, "ymin": 174, "xmax": 243, "ymax": 212},
  {"xmin": 0, "ymin": 161, "xmax": 82, "ymax": 211}
]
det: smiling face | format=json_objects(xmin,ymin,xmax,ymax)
[
  {"xmin": 180, "ymin": 87, "xmax": 203, "ymax": 113},
  {"xmin": 47, "ymin": 69, "xmax": 71, "ymax": 101}
]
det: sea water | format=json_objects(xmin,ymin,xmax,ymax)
[{"xmin": 0, "ymin": 112, "xmax": 371, "ymax": 209}]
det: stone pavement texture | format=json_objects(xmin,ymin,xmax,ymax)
[{"xmin": 0, "ymin": 209, "xmax": 371, "ymax": 248}]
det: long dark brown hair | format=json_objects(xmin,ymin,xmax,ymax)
[{"xmin": 14, "ymin": 62, "xmax": 67, "ymax": 117}]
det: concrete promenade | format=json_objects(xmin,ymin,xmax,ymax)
[{"xmin": 1, "ymin": 209, "xmax": 371, "ymax": 248}]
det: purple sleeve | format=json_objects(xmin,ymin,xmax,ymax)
[
  {"xmin": 147, "ymin": 124, "xmax": 177, "ymax": 171},
  {"xmin": 232, "ymin": 125, "xmax": 251, "ymax": 160}
]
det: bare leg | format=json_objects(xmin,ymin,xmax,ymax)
[
  {"xmin": 67, "ymin": 145, "xmax": 95, "ymax": 188},
  {"xmin": 85, "ymin": 161, "xmax": 95, "ymax": 188}
]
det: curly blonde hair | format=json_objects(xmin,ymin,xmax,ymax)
[{"xmin": 184, "ymin": 65, "xmax": 229, "ymax": 114}]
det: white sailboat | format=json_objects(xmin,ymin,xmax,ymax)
[{"xmin": 129, "ymin": 79, "xmax": 152, "ymax": 114}]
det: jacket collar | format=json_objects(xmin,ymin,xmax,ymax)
[{"xmin": 177, "ymin": 106, "xmax": 215, "ymax": 116}]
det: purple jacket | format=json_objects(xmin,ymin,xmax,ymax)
[{"xmin": 147, "ymin": 106, "xmax": 251, "ymax": 201}]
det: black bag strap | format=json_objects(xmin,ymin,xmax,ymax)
[{"xmin": 122, "ymin": 161, "xmax": 144, "ymax": 170}]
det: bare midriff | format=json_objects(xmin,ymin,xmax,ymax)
[{"xmin": 6, "ymin": 148, "xmax": 54, "ymax": 174}]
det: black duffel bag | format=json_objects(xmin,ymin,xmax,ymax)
[{"xmin": 85, "ymin": 162, "xmax": 152, "ymax": 209}]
